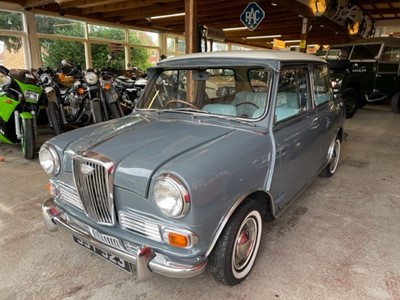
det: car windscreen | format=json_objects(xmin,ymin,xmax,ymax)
[
  {"xmin": 326, "ymin": 46, "xmax": 352, "ymax": 60},
  {"xmin": 350, "ymin": 44, "xmax": 381, "ymax": 60},
  {"xmin": 139, "ymin": 66, "xmax": 273, "ymax": 120}
]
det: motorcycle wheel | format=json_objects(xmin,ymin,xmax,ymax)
[
  {"xmin": 110, "ymin": 102, "xmax": 123, "ymax": 119},
  {"xmin": 46, "ymin": 102, "xmax": 64, "ymax": 135},
  {"xmin": 20, "ymin": 118, "xmax": 35, "ymax": 160},
  {"xmin": 91, "ymin": 100, "xmax": 104, "ymax": 123}
]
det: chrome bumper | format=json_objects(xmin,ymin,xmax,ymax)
[{"xmin": 42, "ymin": 198, "xmax": 206, "ymax": 280}]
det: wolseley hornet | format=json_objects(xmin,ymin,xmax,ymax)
[{"xmin": 40, "ymin": 51, "xmax": 345, "ymax": 286}]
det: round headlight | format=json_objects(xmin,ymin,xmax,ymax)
[
  {"xmin": 39, "ymin": 143, "xmax": 60, "ymax": 175},
  {"xmin": 153, "ymin": 175, "xmax": 190, "ymax": 218},
  {"xmin": 40, "ymin": 73, "xmax": 52, "ymax": 85},
  {"xmin": 84, "ymin": 72, "xmax": 98, "ymax": 85}
]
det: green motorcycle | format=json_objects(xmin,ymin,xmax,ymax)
[{"xmin": 0, "ymin": 66, "xmax": 41, "ymax": 159}]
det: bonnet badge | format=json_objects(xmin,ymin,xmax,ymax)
[{"xmin": 80, "ymin": 164, "xmax": 94, "ymax": 175}]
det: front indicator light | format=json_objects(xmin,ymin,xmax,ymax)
[
  {"xmin": 167, "ymin": 232, "xmax": 189, "ymax": 248},
  {"xmin": 45, "ymin": 182, "xmax": 58, "ymax": 196},
  {"xmin": 162, "ymin": 228, "xmax": 199, "ymax": 249},
  {"xmin": 103, "ymin": 82, "xmax": 112, "ymax": 90}
]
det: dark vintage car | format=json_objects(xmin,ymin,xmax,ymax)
[
  {"xmin": 39, "ymin": 51, "xmax": 345, "ymax": 286},
  {"xmin": 326, "ymin": 37, "xmax": 400, "ymax": 117}
]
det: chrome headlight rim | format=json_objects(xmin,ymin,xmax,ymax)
[
  {"xmin": 153, "ymin": 174, "xmax": 190, "ymax": 219},
  {"xmin": 84, "ymin": 72, "xmax": 98, "ymax": 85},
  {"xmin": 39, "ymin": 143, "xmax": 60, "ymax": 175},
  {"xmin": 39, "ymin": 73, "xmax": 53, "ymax": 86}
]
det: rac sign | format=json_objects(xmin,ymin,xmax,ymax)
[{"xmin": 240, "ymin": 2, "xmax": 265, "ymax": 31}]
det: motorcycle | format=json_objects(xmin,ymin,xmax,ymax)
[
  {"xmin": 0, "ymin": 66, "xmax": 41, "ymax": 159},
  {"xmin": 113, "ymin": 66, "xmax": 147, "ymax": 115},
  {"xmin": 56, "ymin": 61, "xmax": 105, "ymax": 126},
  {"xmin": 99, "ymin": 69, "xmax": 124, "ymax": 119},
  {"xmin": 113, "ymin": 74, "xmax": 138, "ymax": 115},
  {"xmin": 81, "ymin": 68, "xmax": 106, "ymax": 123},
  {"xmin": 35, "ymin": 67, "xmax": 65, "ymax": 135}
]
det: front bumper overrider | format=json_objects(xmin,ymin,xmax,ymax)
[{"xmin": 42, "ymin": 198, "xmax": 206, "ymax": 281}]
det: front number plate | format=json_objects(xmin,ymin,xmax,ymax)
[{"xmin": 72, "ymin": 236, "xmax": 132, "ymax": 273}]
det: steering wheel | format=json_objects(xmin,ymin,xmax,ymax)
[
  {"xmin": 235, "ymin": 102, "xmax": 259, "ymax": 109},
  {"xmin": 165, "ymin": 99, "xmax": 198, "ymax": 109}
]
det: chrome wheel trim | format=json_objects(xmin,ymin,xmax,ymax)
[
  {"xmin": 329, "ymin": 139, "xmax": 340, "ymax": 174},
  {"xmin": 231, "ymin": 210, "xmax": 262, "ymax": 279}
]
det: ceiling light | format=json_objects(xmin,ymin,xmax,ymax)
[
  {"xmin": 246, "ymin": 35, "xmax": 282, "ymax": 39},
  {"xmin": 271, "ymin": 2, "xmax": 278, "ymax": 6},
  {"xmin": 285, "ymin": 39, "xmax": 301, "ymax": 43},
  {"xmin": 150, "ymin": 13, "xmax": 185, "ymax": 20},
  {"xmin": 223, "ymin": 27, "xmax": 248, "ymax": 31},
  {"xmin": 309, "ymin": 0, "xmax": 326, "ymax": 17}
]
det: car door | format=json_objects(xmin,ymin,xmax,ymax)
[
  {"xmin": 270, "ymin": 65, "xmax": 321, "ymax": 211},
  {"xmin": 312, "ymin": 63, "xmax": 339, "ymax": 167},
  {"xmin": 375, "ymin": 45, "xmax": 400, "ymax": 96}
]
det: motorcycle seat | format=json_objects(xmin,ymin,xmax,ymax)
[{"xmin": 115, "ymin": 76, "xmax": 135, "ymax": 88}]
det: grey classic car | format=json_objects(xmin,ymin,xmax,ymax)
[{"xmin": 40, "ymin": 51, "xmax": 345, "ymax": 286}]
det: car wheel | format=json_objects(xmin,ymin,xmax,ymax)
[
  {"xmin": 342, "ymin": 88, "xmax": 359, "ymax": 118},
  {"xmin": 357, "ymin": 94, "xmax": 367, "ymax": 109},
  {"xmin": 208, "ymin": 200, "xmax": 262, "ymax": 286},
  {"xmin": 391, "ymin": 92, "xmax": 400, "ymax": 113},
  {"xmin": 320, "ymin": 136, "xmax": 341, "ymax": 178}
]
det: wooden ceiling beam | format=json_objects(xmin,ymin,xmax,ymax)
[
  {"xmin": 102, "ymin": 2, "xmax": 184, "ymax": 18},
  {"xmin": 22, "ymin": 0, "xmax": 58, "ymax": 8},
  {"xmin": 58, "ymin": 0, "xmax": 119, "ymax": 9},
  {"xmin": 363, "ymin": 8, "xmax": 400, "ymax": 15},
  {"xmin": 352, "ymin": 0, "xmax": 400, "ymax": 4},
  {"xmin": 82, "ymin": 0, "xmax": 178, "ymax": 14}
]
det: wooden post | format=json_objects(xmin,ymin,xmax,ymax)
[
  {"xmin": 185, "ymin": 0, "xmax": 197, "ymax": 102},
  {"xmin": 185, "ymin": 0, "xmax": 198, "ymax": 54},
  {"xmin": 299, "ymin": 17, "xmax": 309, "ymax": 53}
]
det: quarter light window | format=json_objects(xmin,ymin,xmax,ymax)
[
  {"xmin": 275, "ymin": 66, "xmax": 310, "ymax": 122},
  {"xmin": 313, "ymin": 64, "xmax": 332, "ymax": 106}
]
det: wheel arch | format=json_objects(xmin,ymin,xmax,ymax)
[
  {"xmin": 205, "ymin": 189, "xmax": 274, "ymax": 257},
  {"xmin": 342, "ymin": 80, "xmax": 365, "ymax": 97}
]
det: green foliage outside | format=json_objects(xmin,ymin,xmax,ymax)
[
  {"xmin": 0, "ymin": 10, "xmax": 23, "ymax": 53},
  {"xmin": 40, "ymin": 38, "xmax": 86, "ymax": 69},
  {"xmin": 0, "ymin": 11, "xmax": 154, "ymax": 72}
]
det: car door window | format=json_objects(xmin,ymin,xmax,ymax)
[
  {"xmin": 275, "ymin": 66, "xmax": 310, "ymax": 122},
  {"xmin": 381, "ymin": 46, "xmax": 400, "ymax": 62},
  {"xmin": 313, "ymin": 64, "xmax": 333, "ymax": 106}
]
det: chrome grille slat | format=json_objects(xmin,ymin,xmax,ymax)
[
  {"xmin": 73, "ymin": 154, "xmax": 115, "ymax": 226},
  {"xmin": 91, "ymin": 228, "xmax": 124, "ymax": 251},
  {"xmin": 119, "ymin": 210, "xmax": 162, "ymax": 242},
  {"xmin": 58, "ymin": 182, "xmax": 84, "ymax": 211}
]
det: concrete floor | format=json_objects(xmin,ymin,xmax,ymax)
[{"xmin": 1, "ymin": 102, "xmax": 399, "ymax": 300}]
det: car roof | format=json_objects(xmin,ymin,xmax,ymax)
[
  {"xmin": 157, "ymin": 50, "xmax": 326, "ymax": 66},
  {"xmin": 330, "ymin": 37, "xmax": 400, "ymax": 47}
]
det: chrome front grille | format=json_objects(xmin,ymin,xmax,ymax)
[
  {"xmin": 72, "ymin": 152, "xmax": 115, "ymax": 226},
  {"xmin": 119, "ymin": 210, "xmax": 162, "ymax": 242},
  {"xmin": 90, "ymin": 228, "xmax": 124, "ymax": 251}
]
